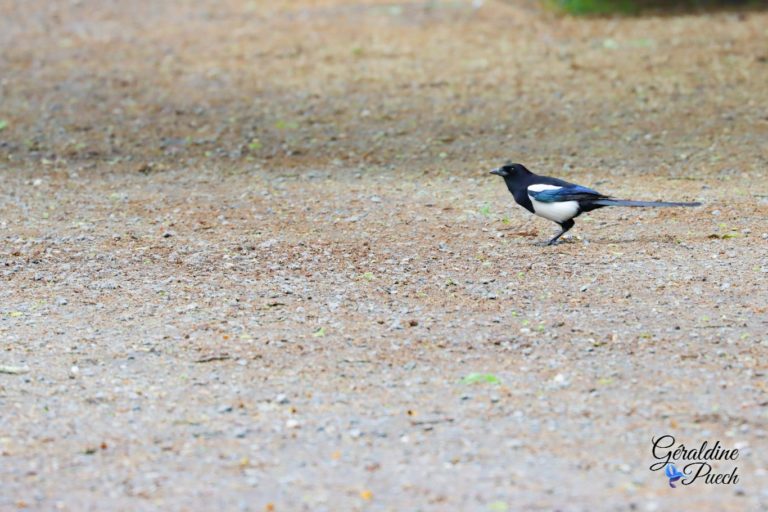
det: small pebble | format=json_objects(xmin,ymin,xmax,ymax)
[{"xmin": 552, "ymin": 373, "xmax": 570, "ymax": 388}]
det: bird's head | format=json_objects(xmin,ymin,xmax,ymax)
[{"xmin": 489, "ymin": 163, "xmax": 530, "ymax": 179}]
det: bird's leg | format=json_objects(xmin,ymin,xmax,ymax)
[{"xmin": 546, "ymin": 219, "xmax": 575, "ymax": 246}]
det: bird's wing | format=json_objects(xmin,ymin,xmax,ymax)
[{"xmin": 527, "ymin": 183, "xmax": 607, "ymax": 203}]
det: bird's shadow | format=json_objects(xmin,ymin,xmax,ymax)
[{"xmin": 538, "ymin": 234, "xmax": 693, "ymax": 246}]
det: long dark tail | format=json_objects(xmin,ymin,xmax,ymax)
[{"xmin": 593, "ymin": 199, "xmax": 701, "ymax": 208}]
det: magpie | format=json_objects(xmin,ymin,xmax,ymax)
[{"xmin": 490, "ymin": 163, "xmax": 701, "ymax": 246}]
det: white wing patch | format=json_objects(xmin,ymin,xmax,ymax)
[
  {"xmin": 527, "ymin": 184, "xmax": 562, "ymax": 193},
  {"xmin": 527, "ymin": 184, "xmax": 579, "ymax": 223}
]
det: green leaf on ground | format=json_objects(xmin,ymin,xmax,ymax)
[
  {"xmin": 708, "ymin": 232, "xmax": 741, "ymax": 239},
  {"xmin": 274, "ymin": 119, "xmax": 299, "ymax": 130},
  {"xmin": 461, "ymin": 372, "xmax": 501, "ymax": 385},
  {"xmin": 487, "ymin": 501, "xmax": 509, "ymax": 512}
]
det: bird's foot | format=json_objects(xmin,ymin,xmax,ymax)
[{"xmin": 543, "ymin": 235, "xmax": 574, "ymax": 246}]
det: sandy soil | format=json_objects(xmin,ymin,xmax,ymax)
[{"xmin": 1, "ymin": 1, "xmax": 767, "ymax": 510}]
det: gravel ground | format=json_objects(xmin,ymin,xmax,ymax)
[{"xmin": 1, "ymin": 1, "xmax": 768, "ymax": 511}]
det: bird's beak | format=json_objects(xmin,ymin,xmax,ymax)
[{"xmin": 490, "ymin": 168, "xmax": 505, "ymax": 176}]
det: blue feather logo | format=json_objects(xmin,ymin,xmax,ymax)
[{"xmin": 665, "ymin": 463, "xmax": 685, "ymax": 488}]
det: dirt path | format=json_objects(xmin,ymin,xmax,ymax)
[{"xmin": 1, "ymin": 1, "xmax": 767, "ymax": 510}]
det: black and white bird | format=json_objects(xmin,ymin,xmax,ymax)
[{"xmin": 490, "ymin": 163, "xmax": 701, "ymax": 246}]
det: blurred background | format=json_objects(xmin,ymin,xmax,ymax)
[
  {"xmin": 548, "ymin": 0, "xmax": 761, "ymax": 15},
  {"xmin": 1, "ymin": 0, "xmax": 766, "ymax": 176}
]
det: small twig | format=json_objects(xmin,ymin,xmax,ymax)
[
  {"xmin": 410, "ymin": 418, "xmax": 455, "ymax": 427},
  {"xmin": 0, "ymin": 365, "xmax": 30, "ymax": 375},
  {"xmin": 194, "ymin": 354, "xmax": 231, "ymax": 363},
  {"xmin": 740, "ymin": 401, "xmax": 768, "ymax": 409}
]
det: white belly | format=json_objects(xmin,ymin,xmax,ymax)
[{"xmin": 528, "ymin": 196, "xmax": 579, "ymax": 223}]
